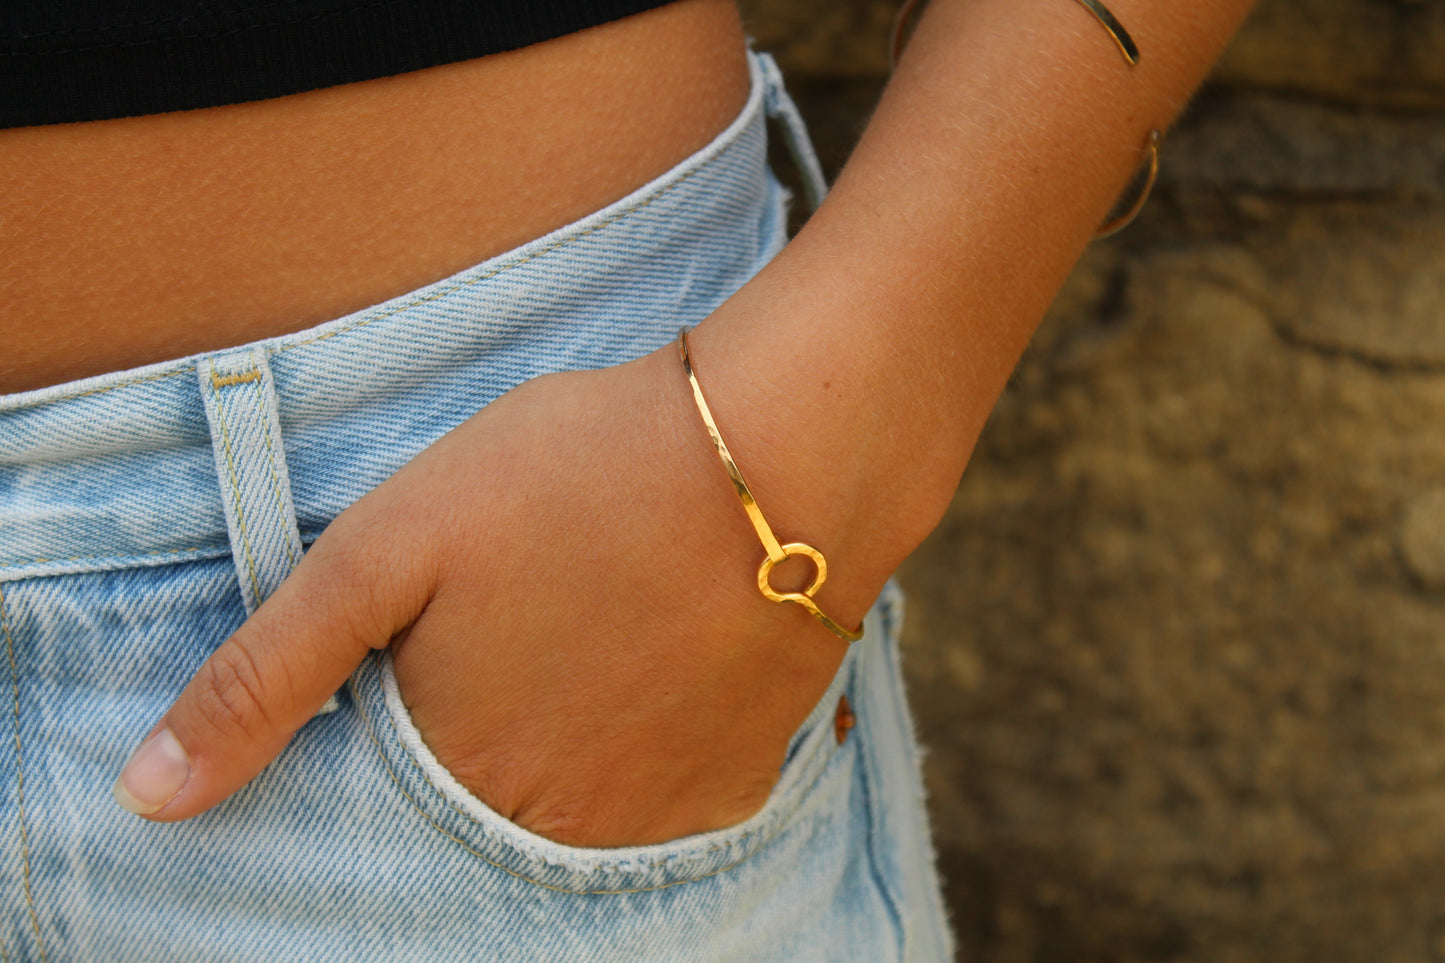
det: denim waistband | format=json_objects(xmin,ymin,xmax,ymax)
[{"xmin": 0, "ymin": 51, "xmax": 827, "ymax": 584}]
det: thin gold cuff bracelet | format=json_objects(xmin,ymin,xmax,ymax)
[{"xmin": 677, "ymin": 328, "xmax": 864, "ymax": 643}]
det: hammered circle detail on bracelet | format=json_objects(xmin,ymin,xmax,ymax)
[{"xmin": 677, "ymin": 328, "xmax": 864, "ymax": 643}]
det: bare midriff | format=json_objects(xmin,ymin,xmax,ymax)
[{"xmin": 0, "ymin": 0, "xmax": 750, "ymax": 394}]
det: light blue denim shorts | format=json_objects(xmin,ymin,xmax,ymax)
[{"xmin": 0, "ymin": 52, "xmax": 952, "ymax": 963}]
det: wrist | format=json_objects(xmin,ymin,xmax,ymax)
[{"xmin": 675, "ymin": 292, "xmax": 975, "ymax": 629}]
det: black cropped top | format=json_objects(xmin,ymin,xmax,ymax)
[{"xmin": 1, "ymin": 0, "xmax": 678, "ymax": 128}]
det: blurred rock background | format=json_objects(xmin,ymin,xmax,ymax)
[{"xmin": 737, "ymin": 0, "xmax": 1445, "ymax": 959}]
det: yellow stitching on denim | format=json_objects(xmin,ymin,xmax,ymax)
[
  {"xmin": 248, "ymin": 379, "xmax": 299, "ymax": 572},
  {"xmin": 209, "ymin": 365, "xmax": 264, "ymax": 606},
  {"xmin": 351, "ymin": 654, "xmax": 838, "ymax": 896},
  {"xmin": 209, "ymin": 370, "xmax": 262, "ymax": 388},
  {"xmin": 275, "ymin": 159, "xmax": 712, "ymax": 358},
  {"xmin": 0, "ymin": 587, "xmax": 50, "ymax": 963}
]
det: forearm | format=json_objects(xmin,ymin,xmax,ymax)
[{"xmin": 683, "ymin": 0, "xmax": 1258, "ymax": 626}]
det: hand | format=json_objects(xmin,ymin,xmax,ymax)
[{"xmin": 111, "ymin": 342, "xmax": 854, "ymax": 846}]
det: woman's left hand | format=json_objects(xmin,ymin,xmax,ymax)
[{"xmin": 111, "ymin": 339, "xmax": 863, "ymax": 846}]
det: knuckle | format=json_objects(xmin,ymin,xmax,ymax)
[
  {"xmin": 190, "ymin": 643, "xmax": 277, "ymax": 741},
  {"xmin": 308, "ymin": 509, "xmax": 430, "ymax": 648},
  {"xmin": 513, "ymin": 797, "xmax": 596, "ymax": 847}
]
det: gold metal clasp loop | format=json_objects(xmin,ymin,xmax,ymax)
[
  {"xmin": 758, "ymin": 542, "xmax": 828, "ymax": 605},
  {"xmin": 757, "ymin": 542, "xmax": 863, "ymax": 643}
]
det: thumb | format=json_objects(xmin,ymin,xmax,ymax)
[{"xmin": 112, "ymin": 518, "xmax": 434, "ymax": 821}]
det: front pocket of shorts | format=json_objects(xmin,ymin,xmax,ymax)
[{"xmin": 345, "ymin": 639, "xmax": 862, "ymax": 896}]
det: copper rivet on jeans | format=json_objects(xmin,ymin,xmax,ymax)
[{"xmin": 834, "ymin": 694, "xmax": 856, "ymax": 745}]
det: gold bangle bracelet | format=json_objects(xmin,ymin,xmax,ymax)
[
  {"xmin": 677, "ymin": 328, "xmax": 863, "ymax": 643},
  {"xmin": 889, "ymin": 0, "xmax": 1140, "ymax": 73},
  {"xmin": 1072, "ymin": 0, "xmax": 1139, "ymax": 65}
]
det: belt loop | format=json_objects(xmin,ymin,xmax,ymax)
[
  {"xmin": 198, "ymin": 348, "xmax": 340, "ymax": 714},
  {"xmin": 199, "ymin": 347, "xmax": 301, "ymax": 613},
  {"xmin": 756, "ymin": 51, "xmax": 829, "ymax": 213}
]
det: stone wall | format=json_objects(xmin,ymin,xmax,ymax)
[{"xmin": 739, "ymin": 0, "xmax": 1445, "ymax": 959}]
